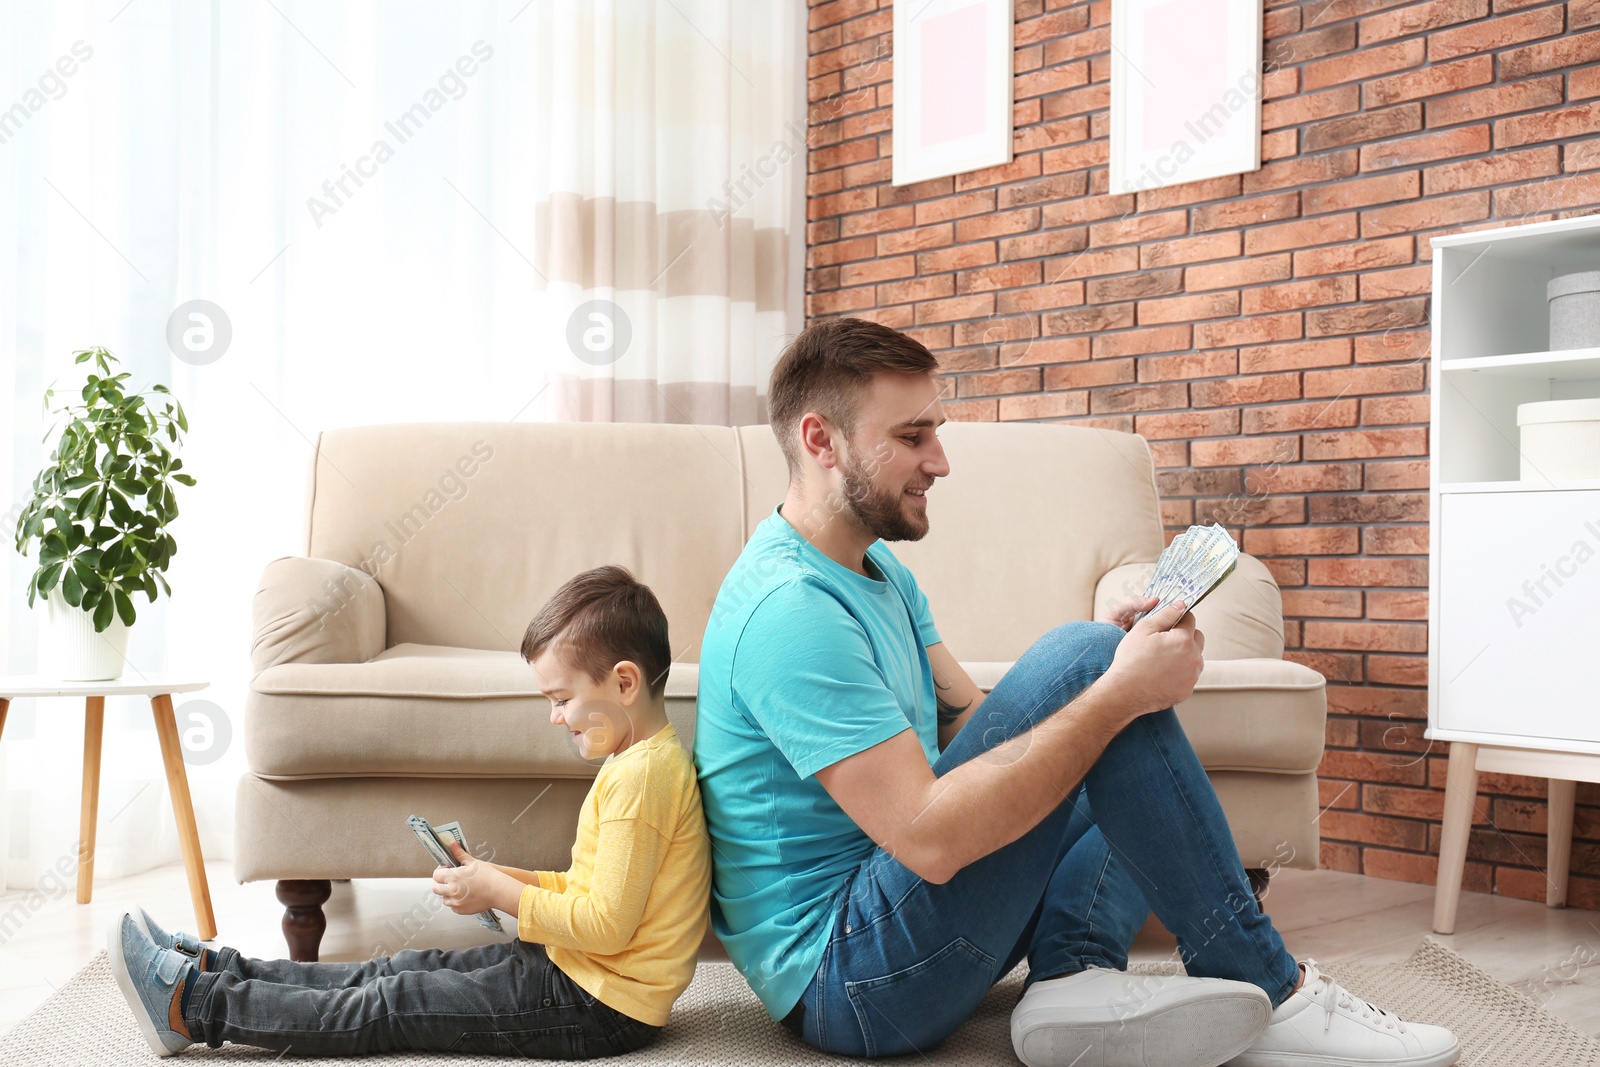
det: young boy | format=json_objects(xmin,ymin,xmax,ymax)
[{"xmin": 109, "ymin": 565, "xmax": 711, "ymax": 1058}]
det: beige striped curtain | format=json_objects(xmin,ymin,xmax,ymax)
[{"xmin": 530, "ymin": 1, "xmax": 801, "ymax": 425}]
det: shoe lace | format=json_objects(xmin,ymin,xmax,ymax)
[{"xmin": 1304, "ymin": 959, "xmax": 1407, "ymax": 1035}]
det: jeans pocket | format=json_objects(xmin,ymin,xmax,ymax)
[
  {"xmin": 844, "ymin": 937, "xmax": 996, "ymax": 1057},
  {"xmin": 447, "ymin": 1025, "xmax": 587, "ymax": 1058}
]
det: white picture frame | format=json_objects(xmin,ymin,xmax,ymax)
[
  {"xmin": 892, "ymin": 0, "xmax": 1014, "ymax": 187},
  {"xmin": 1109, "ymin": 0, "xmax": 1264, "ymax": 195}
]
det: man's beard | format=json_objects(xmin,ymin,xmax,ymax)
[{"xmin": 840, "ymin": 449, "xmax": 928, "ymax": 543}]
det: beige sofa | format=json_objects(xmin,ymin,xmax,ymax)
[{"xmin": 241, "ymin": 421, "xmax": 1327, "ymax": 960}]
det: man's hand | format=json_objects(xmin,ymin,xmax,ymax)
[
  {"xmin": 432, "ymin": 840, "xmax": 524, "ymax": 917},
  {"xmin": 1099, "ymin": 599, "xmax": 1205, "ymax": 721},
  {"xmin": 1098, "ymin": 594, "xmax": 1159, "ymax": 632}
]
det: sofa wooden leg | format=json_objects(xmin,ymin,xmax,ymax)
[
  {"xmin": 277, "ymin": 879, "xmax": 332, "ymax": 962},
  {"xmin": 1246, "ymin": 868, "xmax": 1270, "ymax": 912}
]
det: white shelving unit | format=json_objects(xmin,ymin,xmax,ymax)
[{"xmin": 1429, "ymin": 214, "xmax": 1600, "ymax": 934}]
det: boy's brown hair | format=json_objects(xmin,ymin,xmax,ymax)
[
  {"xmin": 519, "ymin": 565, "xmax": 671, "ymax": 701},
  {"xmin": 767, "ymin": 316, "xmax": 939, "ymax": 480}
]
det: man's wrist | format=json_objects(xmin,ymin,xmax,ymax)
[{"xmin": 1084, "ymin": 667, "xmax": 1145, "ymax": 727}]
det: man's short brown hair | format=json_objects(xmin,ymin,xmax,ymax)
[
  {"xmin": 519, "ymin": 565, "xmax": 671, "ymax": 700},
  {"xmin": 767, "ymin": 317, "xmax": 939, "ymax": 479}
]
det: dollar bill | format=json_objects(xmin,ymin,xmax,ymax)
[
  {"xmin": 406, "ymin": 814, "xmax": 507, "ymax": 935},
  {"xmin": 1134, "ymin": 523, "xmax": 1239, "ymax": 626}
]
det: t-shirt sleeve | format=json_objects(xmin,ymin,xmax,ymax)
[{"xmin": 733, "ymin": 578, "xmax": 915, "ymax": 781}]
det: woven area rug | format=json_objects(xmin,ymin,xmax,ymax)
[{"xmin": 2, "ymin": 937, "xmax": 1595, "ymax": 1065}]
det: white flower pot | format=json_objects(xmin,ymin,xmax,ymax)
[{"xmin": 41, "ymin": 593, "xmax": 131, "ymax": 681}]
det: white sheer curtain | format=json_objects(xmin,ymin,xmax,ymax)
[{"xmin": 0, "ymin": 0, "xmax": 801, "ymax": 892}]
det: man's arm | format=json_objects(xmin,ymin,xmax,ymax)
[
  {"xmin": 926, "ymin": 641, "xmax": 986, "ymax": 750},
  {"xmin": 815, "ymin": 601, "xmax": 1202, "ymax": 885}
]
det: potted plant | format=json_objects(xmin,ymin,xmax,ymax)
[{"xmin": 13, "ymin": 347, "xmax": 196, "ymax": 680}]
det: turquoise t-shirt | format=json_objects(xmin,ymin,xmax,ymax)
[{"xmin": 693, "ymin": 504, "xmax": 942, "ymax": 1019}]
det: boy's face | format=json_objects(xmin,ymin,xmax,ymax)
[{"xmin": 530, "ymin": 645, "xmax": 634, "ymax": 761}]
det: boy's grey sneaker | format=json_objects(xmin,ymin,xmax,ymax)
[
  {"xmin": 130, "ymin": 906, "xmax": 207, "ymax": 962},
  {"xmin": 108, "ymin": 912, "xmax": 196, "ymax": 1057},
  {"xmin": 1011, "ymin": 965, "xmax": 1271, "ymax": 1067}
]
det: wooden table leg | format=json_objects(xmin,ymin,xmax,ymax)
[
  {"xmin": 77, "ymin": 696, "xmax": 105, "ymax": 904},
  {"xmin": 151, "ymin": 694, "xmax": 217, "ymax": 940},
  {"xmin": 1433, "ymin": 741, "xmax": 1480, "ymax": 935},
  {"xmin": 1547, "ymin": 777, "xmax": 1577, "ymax": 908},
  {"xmin": 0, "ymin": 697, "xmax": 9, "ymax": 742}
]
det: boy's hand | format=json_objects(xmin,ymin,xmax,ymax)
[{"xmin": 432, "ymin": 840, "xmax": 524, "ymax": 917}]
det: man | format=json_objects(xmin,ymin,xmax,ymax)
[{"xmin": 693, "ymin": 317, "xmax": 1458, "ymax": 1067}]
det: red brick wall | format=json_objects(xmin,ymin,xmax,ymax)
[{"xmin": 806, "ymin": 0, "xmax": 1600, "ymax": 904}]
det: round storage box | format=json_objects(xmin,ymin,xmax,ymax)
[
  {"xmin": 1548, "ymin": 271, "xmax": 1600, "ymax": 350},
  {"xmin": 1518, "ymin": 398, "xmax": 1600, "ymax": 481}
]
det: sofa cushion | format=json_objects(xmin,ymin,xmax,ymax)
[
  {"xmin": 304, "ymin": 422, "xmax": 747, "ymax": 660},
  {"xmin": 962, "ymin": 656, "xmax": 1324, "ymax": 773},
  {"xmin": 247, "ymin": 643, "xmax": 700, "ymax": 779}
]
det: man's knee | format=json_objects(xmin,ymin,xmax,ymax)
[{"xmin": 1030, "ymin": 620, "xmax": 1123, "ymax": 677}]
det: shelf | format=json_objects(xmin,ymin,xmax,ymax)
[
  {"xmin": 1439, "ymin": 478, "xmax": 1600, "ymax": 494},
  {"xmin": 1440, "ymin": 348, "xmax": 1600, "ymax": 380},
  {"xmin": 1432, "ymin": 213, "xmax": 1600, "ymax": 269},
  {"xmin": 1432, "ymin": 216, "xmax": 1600, "ymax": 755}
]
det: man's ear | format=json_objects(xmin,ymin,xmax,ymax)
[
  {"xmin": 613, "ymin": 660, "xmax": 643, "ymax": 706},
  {"xmin": 799, "ymin": 412, "xmax": 840, "ymax": 471}
]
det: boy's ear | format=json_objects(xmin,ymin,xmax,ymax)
[{"xmin": 612, "ymin": 660, "xmax": 643, "ymax": 705}]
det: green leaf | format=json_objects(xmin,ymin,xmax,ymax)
[
  {"xmin": 172, "ymin": 473, "xmax": 196, "ymax": 486},
  {"xmin": 93, "ymin": 594, "xmax": 114, "ymax": 632},
  {"xmin": 63, "ymin": 567, "xmax": 83, "ymax": 607},
  {"xmin": 39, "ymin": 560, "xmax": 64, "ymax": 595},
  {"xmin": 113, "ymin": 589, "xmax": 135, "ymax": 627},
  {"xmin": 78, "ymin": 484, "xmax": 103, "ymax": 521}
]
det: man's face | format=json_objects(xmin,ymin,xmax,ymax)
[{"xmin": 837, "ymin": 372, "xmax": 950, "ymax": 542}]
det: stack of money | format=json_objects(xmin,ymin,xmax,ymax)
[
  {"xmin": 1138, "ymin": 523, "xmax": 1239, "ymax": 623},
  {"xmin": 406, "ymin": 814, "xmax": 507, "ymax": 934}
]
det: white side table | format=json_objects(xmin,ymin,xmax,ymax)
[{"xmin": 0, "ymin": 675, "xmax": 217, "ymax": 940}]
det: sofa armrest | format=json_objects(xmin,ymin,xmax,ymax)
[
  {"xmin": 251, "ymin": 556, "xmax": 386, "ymax": 673},
  {"xmin": 1095, "ymin": 552, "xmax": 1285, "ymax": 661},
  {"xmin": 1177, "ymin": 657, "xmax": 1327, "ymax": 773}
]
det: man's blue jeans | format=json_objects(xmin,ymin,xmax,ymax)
[{"xmin": 785, "ymin": 621, "xmax": 1301, "ymax": 1057}]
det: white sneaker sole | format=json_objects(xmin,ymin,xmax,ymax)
[
  {"xmin": 1013, "ymin": 988, "xmax": 1272, "ymax": 1067},
  {"xmin": 1228, "ymin": 1041, "xmax": 1462, "ymax": 1067},
  {"xmin": 106, "ymin": 915, "xmax": 180, "ymax": 1058}
]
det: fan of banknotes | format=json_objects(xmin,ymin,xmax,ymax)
[
  {"xmin": 1133, "ymin": 523, "xmax": 1239, "ymax": 626},
  {"xmin": 407, "ymin": 814, "xmax": 507, "ymax": 934}
]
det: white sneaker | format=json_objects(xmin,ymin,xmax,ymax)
[
  {"xmin": 1011, "ymin": 965, "xmax": 1272, "ymax": 1067},
  {"xmin": 1227, "ymin": 960, "xmax": 1459, "ymax": 1067}
]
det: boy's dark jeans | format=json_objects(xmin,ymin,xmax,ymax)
[{"xmin": 185, "ymin": 938, "xmax": 661, "ymax": 1058}]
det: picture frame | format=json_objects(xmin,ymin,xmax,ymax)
[
  {"xmin": 1108, "ymin": 0, "xmax": 1264, "ymax": 195},
  {"xmin": 891, "ymin": 0, "xmax": 1014, "ymax": 187}
]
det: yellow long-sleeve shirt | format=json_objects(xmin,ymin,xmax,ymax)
[{"xmin": 500, "ymin": 722, "xmax": 710, "ymax": 1027}]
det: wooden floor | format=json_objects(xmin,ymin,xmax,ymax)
[{"xmin": 3, "ymin": 863, "xmax": 1600, "ymax": 1040}]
